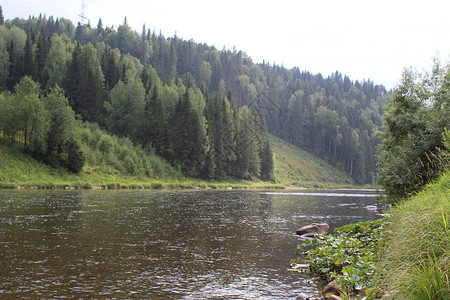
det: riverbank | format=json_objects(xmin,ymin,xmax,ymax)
[
  {"xmin": 294, "ymin": 170, "xmax": 449, "ymax": 299},
  {"xmin": 376, "ymin": 171, "xmax": 449, "ymax": 299},
  {"xmin": 0, "ymin": 142, "xmax": 361, "ymax": 190}
]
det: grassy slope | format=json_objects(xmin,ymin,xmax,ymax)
[
  {"xmin": 377, "ymin": 171, "xmax": 449, "ymax": 299},
  {"xmin": 270, "ymin": 135, "xmax": 355, "ymax": 187},
  {"xmin": 0, "ymin": 135, "xmax": 356, "ymax": 189},
  {"xmin": 0, "ymin": 143, "xmax": 283, "ymax": 189}
]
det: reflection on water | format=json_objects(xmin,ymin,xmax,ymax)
[{"xmin": 0, "ymin": 189, "xmax": 384, "ymax": 299}]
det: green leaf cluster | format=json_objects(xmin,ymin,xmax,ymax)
[{"xmin": 293, "ymin": 219, "xmax": 385, "ymax": 298}]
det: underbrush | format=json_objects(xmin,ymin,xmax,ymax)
[{"xmin": 292, "ymin": 219, "xmax": 385, "ymax": 299}]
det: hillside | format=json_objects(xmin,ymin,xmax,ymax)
[
  {"xmin": 270, "ymin": 135, "xmax": 354, "ymax": 187},
  {"xmin": 0, "ymin": 13, "xmax": 386, "ymax": 184}
]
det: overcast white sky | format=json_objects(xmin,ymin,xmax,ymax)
[{"xmin": 3, "ymin": 0, "xmax": 450, "ymax": 89}]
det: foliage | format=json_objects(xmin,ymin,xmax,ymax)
[
  {"xmin": 292, "ymin": 219, "xmax": 385, "ymax": 298},
  {"xmin": 377, "ymin": 61, "xmax": 450, "ymax": 201},
  {"xmin": 376, "ymin": 171, "xmax": 450, "ymax": 299},
  {"xmin": 0, "ymin": 78, "xmax": 84, "ymax": 172},
  {"xmin": 2, "ymin": 15, "xmax": 387, "ymax": 183}
]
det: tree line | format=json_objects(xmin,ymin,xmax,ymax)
[
  {"xmin": 1, "ymin": 11, "xmax": 387, "ymax": 183},
  {"xmin": 0, "ymin": 16, "xmax": 273, "ymax": 181}
]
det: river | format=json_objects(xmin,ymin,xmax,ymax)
[{"xmin": 0, "ymin": 189, "xmax": 384, "ymax": 299}]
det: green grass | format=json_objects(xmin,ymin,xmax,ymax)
[
  {"xmin": 270, "ymin": 135, "xmax": 355, "ymax": 187},
  {"xmin": 376, "ymin": 171, "xmax": 450, "ymax": 299}
]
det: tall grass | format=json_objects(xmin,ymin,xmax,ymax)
[{"xmin": 377, "ymin": 171, "xmax": 450, "ymax": 299}]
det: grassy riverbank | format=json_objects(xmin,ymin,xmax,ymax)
[
  {"xmin": 0, "ymin": 134, "xmax": 359, "ymax": 190},
  {"xmin": 376, "ymin": 171, "xmax": 449, "ymax": 299},
  {"xmin": 295, "ymin": 171, "xmax": 449, "ymax": 299}
]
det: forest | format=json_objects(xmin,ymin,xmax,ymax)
[{"xmin": 0, "ymin": 11, "xmax": 388, "ymax": 183}]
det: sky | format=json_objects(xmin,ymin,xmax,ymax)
[{"xmin": 2, "ymin": 0, "xmax": 450, "ymax": 89}]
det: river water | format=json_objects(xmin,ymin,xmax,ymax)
[{"xmin": 0, "ymin": 189, "xmax": 384, "ymax": 299}]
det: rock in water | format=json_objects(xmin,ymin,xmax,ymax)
[
  {"xmin": 296, "ymin": 292, "xmax": 310, "ymax": 299},
  {"xmin": 296, "ymin": 223, "xmax": 329, "ymax": 236}
]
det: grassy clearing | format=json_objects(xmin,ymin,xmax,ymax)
[
  {"xmin": 376, "ymin": 171, "xmax": 450, "ymax": 299},
  {"xmin": 270, "ymin": 135, "xmax": 355, "ymax": 187}
]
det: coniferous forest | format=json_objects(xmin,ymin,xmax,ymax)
[{"xmin": 0, "ymin": 11, "xmax": 388, "ymax": 184}]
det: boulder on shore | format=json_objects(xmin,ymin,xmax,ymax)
[{"xmin": 296, "ymin": 223, "xmax": 329, "ymax": 236}]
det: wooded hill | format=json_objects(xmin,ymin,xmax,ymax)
[{"xmin": 0, "ymin": 11, "xmax": 387, "ymax": 183}]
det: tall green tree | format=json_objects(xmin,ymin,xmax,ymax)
[
  {"xmin": 65, "ymin": 43, "xmax": 107, "ymax": 125},
  {"xmin": 234, "ymin": 106, "xmax": 261, "ymax": 179},
  {"xmin": 377, "ymin": 61, "xmax": 450, "ymax": 201},
  {"xmin": 14, "ymin": 77, "xmax": 48, "ymax": 154},
  {"xmin": 167, "ymin": 87, "xmax": 208, "ymax": 177},
  {"xmin": 34, "ymin": 28, "xmax": 49, "ymax": 86},
  {"xmin": 144, "ymin": 85, "xmax": 166, "ymax": 154},
  {"xmin": 106, "ymin": 74, "xmax": 146, "ymax": 140},
  {"xmin": 44, "ymin": 86, "xmax": 84, "ymax": 172},
  {"xmin": 23, "ymin": 31, "xmax": 35, "ymax": 77},
  {"xmin": 44, "ymin": 34, "xmax": 71, "ymax": 89},
  {"xmin": 205, "ymin": 93, "xmax": 236, "ymax": 179}
]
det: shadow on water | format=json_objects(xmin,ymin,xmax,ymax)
[{"xmin": 0, "ymin": 189, "xmax": 385, "ymax": 299}]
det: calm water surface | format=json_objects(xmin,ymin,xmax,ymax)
[{"xmin": 0, "ymin": 189, "xmax": 384, "ymax": 299}]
